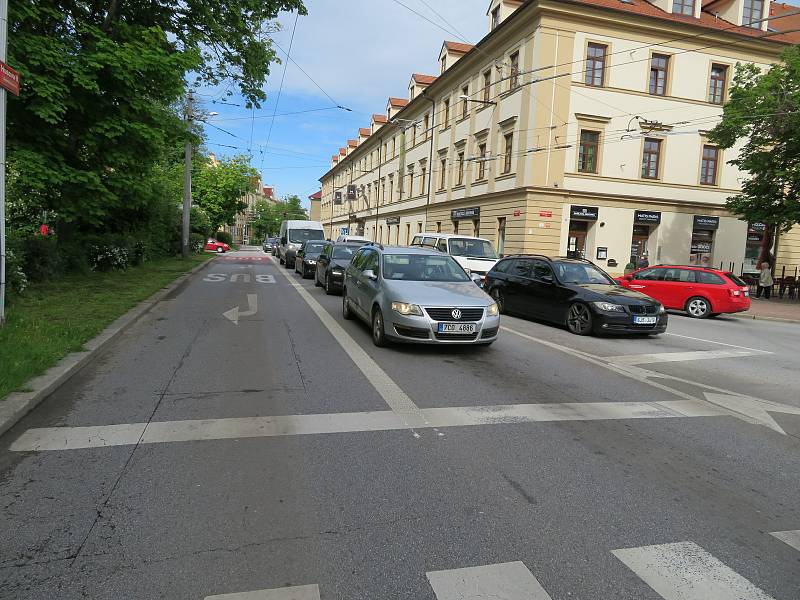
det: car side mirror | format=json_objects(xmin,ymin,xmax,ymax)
[
  {"xmin": 363, "ymin": 269, "xmax": 378, "ymax": 281},
  {"xmin": 470, "ymin": 273, "xmax": 482, "ymax": 285},
  {"xmin": 281, "ymin": 237, "xmax": 287, "ymax": 245}
]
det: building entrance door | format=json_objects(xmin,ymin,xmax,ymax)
[
  {"xmin": 568, "ymin": 221, "xmax": 588, "ymax": 259},
  {"xmin": 630, "ymin": 225, "xmax": 650, "ymax": 265}
]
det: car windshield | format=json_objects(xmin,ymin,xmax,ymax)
[
  {"xmin": 332, "ymin": 245, "xmax": 359, "ymax": 260},
  {"xmin": 553, "ymin": 262, "xmax": 615, "ymax": 285},
  {"xmin": 448, "ymin": 238, "xmax": 497, "ymax": 259},
  {"xmin": 289, "ymin": 229, "xmax": 324, "ymax": 244},
  {"xmin": 383, "ymin": 254, "xmax": 471, "ymax": 282},
  {"xmin": 304, "ymin": 242, "xmax": 326, "ymax": 254}
]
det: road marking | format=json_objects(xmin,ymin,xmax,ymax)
[
  {"xmin": 770, "ymin": 530, "xmax": 800, "ymax": 552},
  {"xmin": 223, "ymin": 294, "xmax": 258, "ymax": 325},
  {"xmin": 427, "ymin": 561, "xmax": 552, "ymax": 600},
  {"xmin": 605, "ymin": 349, "xmax": 766, "ymax": 365},
  {"xmin": 203, "ymin": 274, "xmax": 275, "ymax": 284},
  {"xmin": 205, "ymin": 584, "xmax": 320, "ymax": 599},
  {"xmin": 270, "ymin": 257, "xmax": 427, "ymax": 429},
  {"xmin": 612, "ymin": 541, "xmax": 775, "ymax": 600},
  {"xmin": 664, "ymin": 332, "xmax": 771, "ymax": 354},
  {"xmin": 9, "ymin": 400, "xmax": 725, "ymax": 451}
]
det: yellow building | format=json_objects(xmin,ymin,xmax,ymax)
[{"xmin": 320, "ymin": 0, "xmax": 800, "ymax": 275}]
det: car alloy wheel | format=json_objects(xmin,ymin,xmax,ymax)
[
  {"xmin": 686, "ymin": 296, "xmax": 711, "ymax": 319},
  {"xmin": 216, "ymin": 247, "xmax": 224, "ymax": 253},
  {"xmin": 490, "ymin": 289, "xmax": 505, "ymax": 314},
  {"xmin": 372, "ymin": 308, "xmax": 387, "ymax": 347},
  {"xmin": 566, "ymin": 302, "xmax": 593, "ymax": 336},
  {"xmin": 342, "ymin": 291, "xmax": 353, "ymax": 320}
]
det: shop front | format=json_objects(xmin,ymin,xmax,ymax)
[
  {"xmin": 630, "ymin": 210, "xmax": 661, "ymax": 266},
  {"xmin": 744, "ymin": 222, "xmax": 766, "ymax": 274},
  {"xmin": 568, "ymin": 205, "xmax": 598, "ymax": 259},
  {"xmin": 451, "ymin": 207, "xmax": 480, "ymax": 238},
  {"xmin": 690, "ymin": 215, "xmax": 719, "ymax": 266}
]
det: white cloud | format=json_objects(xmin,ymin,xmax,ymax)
[{"xmin": 267, "ymin": 0, "xmax": 490, "ymax": 115}]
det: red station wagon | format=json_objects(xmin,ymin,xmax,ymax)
[{"xmin": 616, "ymin": 265, "xmax": 750, "ymax": 318}]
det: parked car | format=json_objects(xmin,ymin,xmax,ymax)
[
  {"xmin": 336, "ymin": 234, "xmax": 371, "ymax": 243},
  {"xmin": 263, "ymin": 237, "xmax": 277, "ymax": 254},
  {"xmin": 615, "ymin": 265, "xmax": 751, "ymax": 318},
  {"xmin": 278, "ymin": 220, "xmax": 325, "ymax": 269},
  {"xmin": 410, "ymin": 233, "xmax": 499, "ymax": 286},
  {"xmin": 485, "ymin": 255, "xmax": 667, "ymax": 336},
  {"xmin": 315, "ymin": 242, "xmax": 366, "ymax": 294},
  {"xmin": 342, "ymin": 245, "xmax": 500, "ymax": 347},
  {"xmin": 295, "ymin": 240, "xmax": 327, "ymax": 279},
  {"xmin": 205, "ymin": 239, "xmax": 230, "ymax": 253}
]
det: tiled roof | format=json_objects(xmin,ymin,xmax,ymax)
[
  {"xmin": 308, "ymin": 191, "xmax": 322, "ymax": 200},
  {"xmin": 769, "ymin": 2, "xmax": 800, "ymax": 42},
  {"xmin": 567, "ymin": 0, "xmax": 795, "ymax": 43},
  {"xmin": 412, "ymin": 73, "xmax": 438, "ymax": 85},
  {"xmin": 339, "ymin": 148, "xmax": 347, "ymax": 156},
  {"xmin": 372, "ymin": 114, "xmax": 388, "ymax": 123},
  {"xmin": 332, "ymin": 155, "xmax": 339, "ymax": 161},
  {"xmin": 359, "ymin": 128, "xmax": 372, "ymax": 136},
  {"xmin": 444, "ymin": 41, "xmax": 475, "ymax": 54},
  {"xmin": 388, "ymin": 97, "xmax": 409, "ymax": 107},
  {"xmin": 347, "ymin": 139, "xmax": 358, "ymax": 147}
]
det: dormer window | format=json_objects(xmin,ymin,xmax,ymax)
[
  {"xmin": 672, "ymin": 0, "xmax": 694, "ymax": 16},
  {"xmin": 491, "ymin": 6, "xmax": 500, "ymax": 30},
  {"xmin": 441, "ymin": 55, "xmax": 447, "ymax": 74},
  {"xmin": 742, "ymin": 0, "xmax": 764, "ymax": 27}
]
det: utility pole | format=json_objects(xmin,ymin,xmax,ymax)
[
  {"xmin": 181, "ymin": 90, "xmax": 193, "ymax": 259},
  {"xmin": 0, "ymin": 0, "xmax": 8, "ymax": 324}
]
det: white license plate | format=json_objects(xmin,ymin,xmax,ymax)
[
  {"xmin": 633, "ymin": 316, "xmax": 657, "ymax": 325},
  {"xmin": 438, "ymin": 323, "xmax": 477, "ymax": 334}
]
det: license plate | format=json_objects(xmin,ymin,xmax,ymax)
[
  {"xmin": 633, "ymin": 316, "xmax": 657, "ymax": 325},
  {"xmin": 438, "ymin": 323, "xmax": 477, "ymax": 334}
]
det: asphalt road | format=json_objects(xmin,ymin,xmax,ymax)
[{"xmin": 1, "ymin": 246, "xmax": 799, "ymax": 600}]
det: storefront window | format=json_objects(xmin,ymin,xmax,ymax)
[
  {"xmin": 744, "ymin": 222, "xmax": 765, "ymax": 273},
  {"xmin": 568, "ymin": 220, "xmax": 589, "ymax": 259}
]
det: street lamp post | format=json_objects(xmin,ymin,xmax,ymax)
[{"xmin": 0, "ymin": 0, "xmax": 8, "ymax": 324}]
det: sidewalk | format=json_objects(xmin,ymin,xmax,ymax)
[{"xmin": 734, "ymin": 296, "xmax": 800, "ymax": 323}]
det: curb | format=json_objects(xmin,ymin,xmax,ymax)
[
  {"xmin": 729, "ymin": 312, "xmax": 800, "ymax": 325},
  {"xmin": 0, "ymin": 257, "xmax": 214, "ymax": 440}
]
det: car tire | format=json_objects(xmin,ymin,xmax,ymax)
[
  {"xmin": 342, "ymin": 290, "xmax": 353, "ymax": 320},
  {"xmin": 685, "ymin": 296, "xmax": 711, "ymax": 319},
  {"xmin": 566, "ymin": 302, "xmax": 593, "ymax": 336},
  {"xmin": 216, "ymin": 247, "xmax": 224, "ymax": 253},
  {"xmin": 490, "ymin": 288, "xmax": 506, "ymax": 315},
  {"xmin": 372, "ymin": 307, "xmax": 388, "ymax": 347},
  {"xmin": 709, "ymin": 312, "xmax": 721, "ymax": 318},
  {"xmin": 314, "ymin": 272, "xmax": 321, "ymax": 287},
  {"xmin": 324, "ymin": 274, "xmax": 334, "ymax": 295},
  {"xmin": 285, "ymin": 259, "xmax": 292, "ymax": 269},
  {"xmin": 279, "ymin": 256, "xmax": 285, "ymax": 265}
]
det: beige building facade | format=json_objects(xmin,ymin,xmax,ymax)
[{"xmin": 319, "ymin": 0, "xmax": 800, "ymax": 275}]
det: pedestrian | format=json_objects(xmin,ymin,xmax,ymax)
[
  {"xmin": 637, "ymin": 254, "xmax": 649, "ymax": 269},
  {"xmin": 756, "ymin": 261, "xmax": 774, "ymax": 299}
]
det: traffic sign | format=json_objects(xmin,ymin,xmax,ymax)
[{"xmin": 0, "ymin": 61, "xmax": 19, "ymax": 96}]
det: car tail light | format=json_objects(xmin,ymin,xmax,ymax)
[
  {"xmin": 742, "ymin": 287, "xmax": 749, "ymax": 297},
  {"xmin": 729, "ymin": 289, "xmax": 741, "ymax": 297}
]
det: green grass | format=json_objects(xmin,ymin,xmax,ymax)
[{"xmin": 0, "ymin": 254, "xmax": 211, "ymax": 401}]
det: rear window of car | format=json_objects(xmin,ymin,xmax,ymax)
[
  {"xmin": 725, "ymin": 273, "xmax": 748, "ymax": 286},
  {"xmin": 697, "ymin": 271, "xmax": 725, "ymax": 285}
]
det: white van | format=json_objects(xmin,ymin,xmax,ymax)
[
  {"xmin": 278, "ymin": 220, "xmax": 325, "ymax": 269},
  {"xmin": 410, "ymin": 233, "xmax": 499, "ymax": 284}
]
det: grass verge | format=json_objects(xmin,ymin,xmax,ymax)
[{"xmin": 0, "ymin": 254, "xmax": 212, "ymax": 401}]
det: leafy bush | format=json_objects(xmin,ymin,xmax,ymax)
[
  {"xmin": 190, "ymin": 233, "xmax": 206, "ymax": 254},
  {"xmin": 21, "ymin": 234, "xmax": 60, "ymax": 282},
  {"xmin": 88, "ymin": 245, "xmax": 130, "ymax": 272},
  {"xmin": 214, "ymin": 230, "xmax": 232, "ymax": 245},
  {"xmin": 5, "ymin": 249, "xmax": 28, "ymax": 294}
]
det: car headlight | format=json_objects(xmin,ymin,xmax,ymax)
[
  {"xmin": 593, "ymin": 301, "xmax": 626, "ymax": 313},
  {"xmin": 486, "ymin": 303, "xmax": 500, "ymax": 317},
  {"xmin": 307, "ymin": 259, "xmax": 316, "ymax": 265},
  {"xmin": 331, "ymin": 267, "xmax": 344, "ymax": 274},
  {"xmin": 657, "ymin": 304, "xmax": 666, "ymax": 314},
  {"xmin": 391, "ymin": 302, "xmax": 423, "ymax": 316}
]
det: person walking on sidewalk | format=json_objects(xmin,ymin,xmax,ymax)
[{"xmin": 757, "ymin": 262, "xmax": 774, "ymax": 299}]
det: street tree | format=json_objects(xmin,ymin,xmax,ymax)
[
  {"xmin": 193, "ymin": 156, "xmax": 259, "ymax": 232},
  {"xmin": 251, "ymin": 195, "xmax": 309, "ymax": 239},
  {"xmin": 708, "ymin": 46, "xmax": 800, "ymax": 264}
]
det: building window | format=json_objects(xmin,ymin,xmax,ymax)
[
  {"xmin": 461, "ymin": 85, "xmax": 469, "ymax": 119},
  {"xmin": 742, "ymin": 0, "xmax": 764, "ymax": 27},
  {"xmin": 443, "ymin": 99, "xmax": 450, "ymax": 127},
  {"xmin": 388, "ymin": 177, "xmax": 393, "ymax": 203},
  {"xmin": 700, "ymin": 145, "xmax": 719, "ymax": 185},
  {"xmin": 439, "ymin": 158, "xmax": 447, "ymax": 190},
  {"xmin": 509, "ymin": 51, "xmax": 520, "ymax": 90},
  {"xmin": 483, "ymin": 70, "xmax": 492, "ymax": 102},
  {"xmin": 420, "ymin": 165, "xmax": 427, "ymax": 196},
  {"xmin": 453, "ymin": 221, "xmax": 459, "ymax": 234},
  {"xmin": 412, "ymin": 124, "xmax": 417, "ymax": 147},
  {"xmin": 497, "ymin": 217, "xmax": 506, "ymax": 255},
  {"xmin": 578, "ymin": 130, "xmax": 599, "ymax": 173},
  {"xmin": 642, "ymin": 138, "xmax": 662, "ymax": 179},
  {"xmin": 457, "ymin": 151, "xmax": 465, "ymax": 186},
  {"xmin": 672, "ymin": 0, "xmax": 694, "ymax": 16},
  {"xmin": 436, "ymin": 221, "xmax": 442, "ymax": 233},
  {"xmin": 407, "ymin": 167, "xmax": 414, "ymax": 197},
  {"xmin": 477, "ymin": 143, "xmax": 487, "ymax": 180},
  {"xmin": 423, "ymin": 113, "xmax": 430, "ymax": 140},
  {"xmin": 491, "ymin": 6, "xmax": 500, "ymax": 30},
  {"xmin": 503, "ymin": 132, "xmax": 513, "ymax": 174},
  {"xmin": 392, "ymin": 137, "xmax": 397, "ymax": 157},
  {"xmin": 473, "ymin": 219, "xmax": 480, "ymax": 237},
  {"xmin": 708, "ymin": 64, "xmax": 727, "ymax": 104},
  {"xmin": 441, "ymin": 55, "xmax": 447, "ymax": 74},
  {"xmin": 649, "ymin": 54, "xmax": 669, "ymax": 96},
  {"xmin": 585, "ymin": 43, "xmax": 607, "ymax": 87}
]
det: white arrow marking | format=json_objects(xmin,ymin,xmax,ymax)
[
  {"xmin": 703, "ymin": 392, "xmax": 800, "ymax": 435},
  {"xmin": 222, "ymin": 294, "xmax": 258, "ymax": 325}
]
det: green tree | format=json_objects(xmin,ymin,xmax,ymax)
[
  {"xmin": 251, "ymin": 194, "xmax": 308, "ymax": 239},
  {"xmin": 193, "ymin": 156, "xmax": 259, "ymax": 231},
  {"xmin": 708, "ymin": 46, "xmax": 800, "ymax": 264}
]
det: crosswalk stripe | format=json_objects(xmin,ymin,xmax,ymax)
[
  {"xmin": 612, "ymin": 541, "xmax": 775, "ymax": 600},
  {"xmin": 770, "ymin": 530, "xmax": 800, "ymax": 552},
  {"xmin": 427, "ymin": 561, "xmax": 552, "ymax": 600},
  {"xmin": 204, "ymin": 584, "xmax": 320, "ymax": 599}
]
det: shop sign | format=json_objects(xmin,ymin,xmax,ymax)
[
  {"xmin": 747, "ymin": 233, "xmax": 763, "ymax": 242},
  {"xmin": 451, "ymin": 207, "xmax": 480, "ymax": 220},
  {"xmin": 385, "ymin": 216, "xmax": 400, "ymax": 225},
  {"xmin": 749, "ymin": 222, "xmax": 767, "ymax": 232},
  {"xmin": 513, "ymin": 209, "xmax": 521, "ymax": 217},
  {"xmin": 570, "ymin": 205, "xmax": 598, "ymax": 220},
  {"xmin": 346, "ymin": 185, "xmax": 357, "ymax": 200},
  {"xmin": 693, "ymin": 215, "xmax": 719, "ymax": 230},
  {"xmin": 334, "ymin": 191, "xmax": 343, "ymax": 205},
  {"xmin": 691, "ymin": 241, "xmax": 712, "ymax": 253},
  {"xmin": 539, "ymin": 210, "xmax": 553, "ymax": 218},
  {"xmin": 634, "ymin": 210, "xmax": 661, "ymax": 225}
]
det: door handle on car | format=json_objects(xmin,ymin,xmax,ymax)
[{"xmin": 630, "ymin": 285, "xmax": 646, "ymax": 289}]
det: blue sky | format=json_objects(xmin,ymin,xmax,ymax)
[{"xmin": 196, "ymin": 0, "xmax": 800, "ymax": 209}]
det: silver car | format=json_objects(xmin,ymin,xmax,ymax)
[{"xmin": 342, "ymin": 245, "xmax": 500, "ymax": 347}]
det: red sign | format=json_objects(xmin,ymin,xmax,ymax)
[
  {"xmin": 513, "ymin": 209, "xmax": 521, "ymax": 217},
  {"xmin": 0, "ymin": 61, "xmax": 20, "ymax": 96},
  {"xmin": 539, "ymin": 210, "xmax": 553, "ymax": 218}
]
